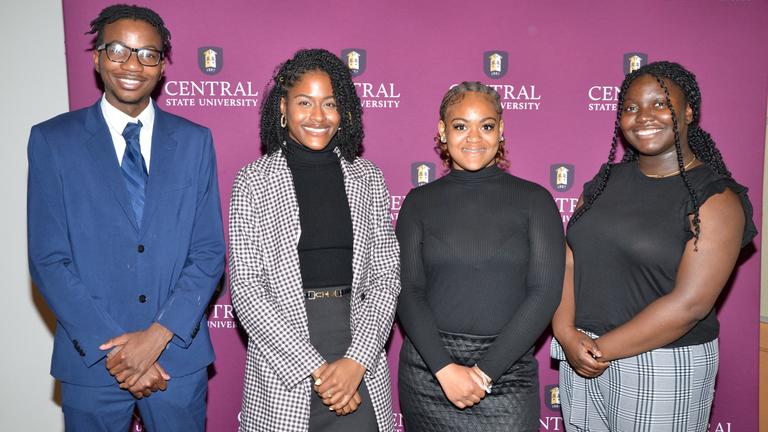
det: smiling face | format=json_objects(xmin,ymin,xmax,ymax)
[
  {"xmin": 439, "ymin": 92, "xmax": 504, "ymax": 171},
  {"xmin": 620, "ymin": 74, "xmax": 693, "ymax": 158},
  {"xmin": 280, "ymin": 70, "xmax": 341, "ymax": 151},
  {"xmin": 93, "ymin": 19, "xmax": 165, "ymax": 117}
]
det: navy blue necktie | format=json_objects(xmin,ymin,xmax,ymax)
[{"xmin": 121, "ymin": 120, "xmax": 148, "ymax": 226}]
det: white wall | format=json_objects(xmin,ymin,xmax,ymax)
[{"xmin": 0, "ymin": 0, "xmax": 68, "ymax": 429}]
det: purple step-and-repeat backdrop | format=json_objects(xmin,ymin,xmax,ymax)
[{"xmin": 61, "ymin": 1, "xmax": 767, "ymax": 430}]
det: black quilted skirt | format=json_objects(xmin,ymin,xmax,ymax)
[{"xmin": 399, "ymin": 331, "xmax": 540, "ymax": 432}]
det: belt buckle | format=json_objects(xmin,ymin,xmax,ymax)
[{"xmin": 306, "ymin": 288, "xmax": 346, "ymax": 300}]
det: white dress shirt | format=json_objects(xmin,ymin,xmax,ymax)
[{"xmin": 100, "ymin": 94, "xmax": 155, "ymax": 172}]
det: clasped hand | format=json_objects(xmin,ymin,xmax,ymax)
[
  {"xmin": 119, "ymin": 356, "xmax": 170, "ymax": 399},
  {"xmin": 100, "ymin": 323, "xmax": 173, "ymax": 397},
  {"xmin": 312, "ymin": 358, "xmax": 366, "ymax": 415},
  {"xmin": 560, "ymin": 327, "xmax": 610, "ymax": 378},
  {"xmin": 435, "ymin": 363, "xmax": 488, "ymax": 409}
]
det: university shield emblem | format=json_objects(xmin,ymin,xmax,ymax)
[
  {"xmin": 544, "ymin": 384, "xmax": 561, "ymax": 411},
  {"xmin": 483, "ymin": 50, "xmax": 508, "ymax": 79},
  {"xmin": 341, "ymin": 48, "xmax": 367, "ymax": 77},
  {"xmin": 411, "ymin": 162, "xmax": 435, "ymax": 187},
  {"xmin": 623, "ymin": 52, "xmax": 648, "ymax": 75},
  {"xmin": 550, "ymin": 163, "xmax": 574, "ymax": 192},
  {"xmin": 198, "ymin": 47, "xmax": 223, "ymax": 75}
]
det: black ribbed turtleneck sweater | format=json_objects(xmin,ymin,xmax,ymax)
[
  {"xmin": 284, "ymin": 138, "xmax": 353, "ymax": 289},
  {"xmin": 396, "ymin": 164, "xmax": 565, "ymax": 381}
]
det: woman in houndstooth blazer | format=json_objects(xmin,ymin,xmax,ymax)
[{"xmin": 228, "ymin": 49, "xmax": 399, "ymax": 432}]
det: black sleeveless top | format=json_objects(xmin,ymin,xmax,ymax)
[{"xmin": 568, "ymin": 161, "xmax": 756, "ymax": 348}]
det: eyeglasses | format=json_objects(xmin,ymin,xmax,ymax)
[{"xmin": 97, "ymin": 42, "xmax": 164, "ymax": 67}]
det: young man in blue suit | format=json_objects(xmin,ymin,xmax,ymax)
[{"xmin": 27, "ymin": 5, "xmax": 225, "ymax": 431}]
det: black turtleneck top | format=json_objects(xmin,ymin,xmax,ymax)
[
  {"xmin": 284, "ymin": 138, "xmax": 353, "ymax": 289},
  {"xmin": 396, "ymin": 165, "xmax": 565, "ymax": 381}
]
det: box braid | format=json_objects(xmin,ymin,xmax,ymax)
[
  {"xmin": 260, "ymin": 48, "xmax": 364, "ymax": 162},
  {"xmin": 569, "ymin": 61, "xmax": 732, "ymax": 249}
]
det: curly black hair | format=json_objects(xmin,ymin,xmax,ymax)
[
  {"xmin": 260, "ymin": 49, "xmax": 364, "ymax": 162},
  {"xmin": 434, "ymin": 81, "xmax": 509, "ymax": 169},
  {"xmin": 569, "ymin": 61, "xmax": 732, "ymax": 249},
  {"xmin": 86, "ymin": 4, "xmax": 172, "ymax": 59}
]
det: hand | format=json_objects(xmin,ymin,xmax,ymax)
[
  {"xmin": 311, "ymin": 362, "xmax": 328, "ymax": 383},
  {"xmin": 100, "ymin": 323, "xmax": 173, "ymax": 388},
  {"xmin": 559, "ymin": 327, "xmax": 610, "ymax": 378},
  {"xmin": 323, "ymin": 391, "xmax": 362, "ymax": 415},
  {"xmin": 312, "ymin": 363, "xmax": 361, "ymax": 414},
  {"xmin": 313, "ymin": 358, "xmax": 366, "ymax": 412},
  {"xmin": 435, "ymin": 363, "xmax": 487, "ymax": 409},
  {"xmin": 127, "ymin": 362, "xmax": 171, "ymax": 399}
]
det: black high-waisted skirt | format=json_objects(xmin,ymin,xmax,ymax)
[
  {"xmin": 399, "ymin": 331, "xmax": 539, "ymax": 432},
  {"xmin": 305, "ymin": 285, "xmax": 377, "ymax": 432}
]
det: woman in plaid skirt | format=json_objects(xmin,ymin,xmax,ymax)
[{"xmin": 551, "ymin": 61, "xmax": 756, "ymax": 432}]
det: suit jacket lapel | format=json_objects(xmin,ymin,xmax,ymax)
[
  {"xmin": 140, "ymin": 107, "xmax": 178, "ymax": 238},
  {"xmin": 266, "ymin": 151, "xmax": 309, "ymax": 329},
  {"xmin": 83, "ymin": 102, "xmax": 140, "ymax": 232},
  {"xmin": 339, "ymin": 154, "xmax": 366, "ymax": 293}
]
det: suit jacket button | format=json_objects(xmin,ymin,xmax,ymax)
[
  {"xmin": 137, "ymin": 244, "xmax": 145, "ymax": 253},
  {"xmin": 138, "ymin": 295, "xmax": 147, "ymax": 303}
]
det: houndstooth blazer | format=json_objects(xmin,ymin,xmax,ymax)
[{"xmin": 228, "ymin": 149, "xmax": 400, "ymax": 432}]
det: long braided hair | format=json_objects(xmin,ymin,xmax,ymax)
[
  {"xmin": 569, "ymin": 61, "xmax": 732, "ymax": 248},
  {"xmin": 260, "ymin": 49, "xmax": 364, "ymax": 162}
]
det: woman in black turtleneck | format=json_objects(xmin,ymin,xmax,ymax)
[
  {"xmin": 396, "ymin": 82, "xmax": 564, "ymax": 431},
  {"xmin": 228, "ymin": 49, "xmax": 399, "ymax": 432}
]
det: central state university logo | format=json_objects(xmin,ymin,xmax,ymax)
[
  {"xmin": 342, "ymin": 48, "xmax": 367, "ymax": 77},
  {"xmin": 411, "ymin": 162, "xmax": 435, "ymax": 187},
  {"xmin": 550, "ymin": 163, "xmax": 574, "ymax": 192},
  {"xmin": 198, "ymin": 47, "xmax": 223, "ymax": 75},
  {"xmin": 544, "ymin": 384, "xmax": 561, "ymax": 411},
  {"xmin": 483, "ymin": 50, "xmax": 508, "ymax": 79},
  {"xmin": 623, "ymin": 52, "xmax": 648, "ymax": 75}
]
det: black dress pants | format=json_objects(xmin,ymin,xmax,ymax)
[{"xmin": 305, "ymin": 286, "xmax": 378, "ymax": 432}]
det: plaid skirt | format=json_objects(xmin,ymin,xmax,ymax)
[{"xmin": 551, "ymin": 332, "xmax": 718, "ymax": 432}]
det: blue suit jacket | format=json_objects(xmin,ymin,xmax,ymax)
[{"xmin": 27, "ymin": 101, "xmax": 225, "ymax": 386}]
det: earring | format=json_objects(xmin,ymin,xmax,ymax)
[
  {"xmin": 499, "ymin": 135, "xmax": 505, "ymax": 143},
  {"xmin": 440, "ymin": 135, "xmax": 447, "ymax": 143},
  {"xmin": 280, "ymin": 114, "xmax": 287, "ymax": 128}
]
